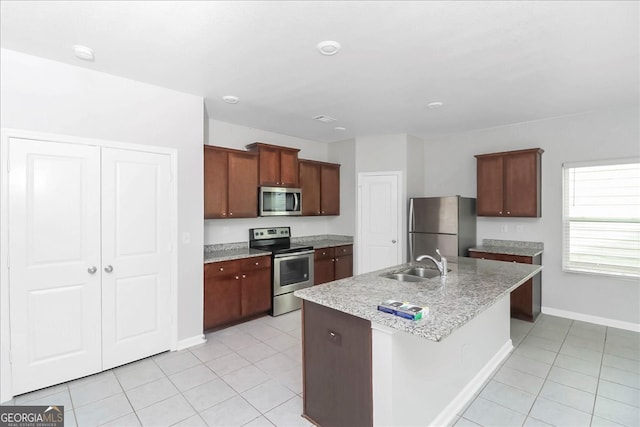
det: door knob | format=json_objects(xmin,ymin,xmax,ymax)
[
  {"xmin": 392, "ymin": 240, "xmax": 397, "ymax": 243},
  {"xmin": 104, "ymin": 265, "xmax": 114, "ymax": 273},
  {"xmin": 87, "ymin": 266, "xmax": 97, "ymax": 274}
]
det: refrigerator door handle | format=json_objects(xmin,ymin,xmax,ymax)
[
  {"xmin": 409, "ymin": 233, "xmax": 414, "ymax": 261},
  {"xmin": 409, "ymin": 198, "xmax": 415, "ymax": 232}
]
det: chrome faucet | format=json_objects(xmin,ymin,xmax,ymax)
[{"xmin": 416, "ymin": 249, "xmax": 448, "ymax": 277}]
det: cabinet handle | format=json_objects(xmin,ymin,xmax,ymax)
[
  {"xmin": 322, "ymin": 252, "xmax": 326, "ymax": 255},
  {"xmin": 255, "ymin": 262, "xmax": 259, "ymax": 266},
  {"xmin": 88, "ymin": 266, "xmax": 97, "ymax": 274},
  {"xmin": 499, "ymin": 211, "xmax": 503, "ymax": 215},
  {"xmin": 222, "ymin": 213, "xmax": 226, "ymax": 216},
  {"xmin": 332, "ymin": 258, "xmax": 335, "ymax": 262},
  {"xmin": 219, "ymin": 267, "xmax": 224, "ymax": 271},
  {"xmin": 104, "ymin": 265, "xmax": 114, "ymax": 273},
  {"xmin": 235, "ymin": 276, "xmax": 239, "ymax": 280},
  {"xmin": 507, "ymin": 211, "xmax": 511, "ymax": 215},
  {"xmin": 242, "ymin": 274, "xmax": 246, "ymax": 278},
  {"xmin": 321, "ymin": 211, "xmax": 325, "ymax": 214},
  {"xmin": 229, "ymin": 212, "xmax": 233, "ymax": 216}
]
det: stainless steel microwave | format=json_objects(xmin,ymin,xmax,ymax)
[{"xmin": 259, "ymin": 187, "xmax": 302, "ymax": 216}]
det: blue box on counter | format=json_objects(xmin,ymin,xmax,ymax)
[{"xmin": 377, "ymin": 299, "xmax": 428, "ymax": 320}]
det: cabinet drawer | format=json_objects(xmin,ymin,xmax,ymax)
[
  {"xmin": 500, "ymin": 254, "xmax": 533, "ymax": 264},
  {"xmin": 334, "ymin": 244, "xmax": 353, "ymax": 256},
  {"xmin": 206, "ymin": 259, "xmax": 239, "ymax": 278},
  {"xmin": 315, "ymin": 248, "xmax": 334, "ymax": 260},
  {"xmin": 241, "ymin": 256, "xmax": 271, "ymax": 271},
  {"xmin": 469, "ymin": 251, "xmax": 501, "ymax": 261}
]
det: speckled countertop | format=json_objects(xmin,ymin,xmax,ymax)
[
  {"xmin": 204, "ymin": 235, "xmax": 353, "ymax": 263},
  {"xmin": 294, "ymin": 256, "xmax": 542, "ymax": 342},
  {"xmin": 292, "ymin": 235, "xmax": 353, "ymax": 249},
  {"xmin": 469, "ymin": 239, "xmax": 544, "ymax": 257}
]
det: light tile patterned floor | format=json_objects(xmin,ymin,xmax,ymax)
[{"xmin": 4, "ymin": 311, "xmax": 639, "ymax": 426}]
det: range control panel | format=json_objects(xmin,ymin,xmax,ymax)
[{"xmin": 250, "ymin": 226, "xmax": 290, "ymax": 240}]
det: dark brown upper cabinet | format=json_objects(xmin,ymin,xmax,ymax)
[
  {"xmin": 204, "ymin": 145, "xmax": 258, "ymax": 219},
  {"xmin": 299, "ymin": 159, "xmax": 340, "ymax": 216},
  {"xmin": 475, "ymin": 148, "xmax": 543, "ymax": 217},
  {"xmin": 246, "ymin": 142, "xmax": 300, "ymax": 187}
]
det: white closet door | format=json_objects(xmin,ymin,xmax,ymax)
[
  {"xmin": 9, "ymin": 138, "xmax": 102, "ymax": 395},
  {"xmin": 101, "ymin": 148, "xmax": 172, "ymax": 369}
]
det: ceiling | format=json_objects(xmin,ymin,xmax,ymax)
[{"xmin": 1, "ymin": 1, "xmax": 638, "ymax": 143}]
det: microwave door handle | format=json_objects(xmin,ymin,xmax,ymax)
[{"xmin": 294, "ymin": 192, "xmax": 299, "ymax": 212}]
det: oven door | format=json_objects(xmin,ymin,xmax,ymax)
[{"xmin": 273, "ymin": 250, "xmax": 314, "ymax": 296}]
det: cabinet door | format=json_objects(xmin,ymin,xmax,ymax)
[
  {"xmin": 334, "ymin": 255, "xmax": 353, "ymax": 280},
  {"xmin": 320, "ymin": 164, "xmax": 340, "ymax": 215},
  {"xmin": 299, "ymin": 161, "xmax": 321, "ymax": 215},
  {"xmin": 204, "ymin": 146, "xmax": 228, "ymax": 219},
  {"xmin": 476, "ymin": 155, "xmax": 504, "ymax": 216},
  {"xmin": 204, "ymin": 262, "xmax": 242, "ymax": 330},
  {"xmin": 303, "ymin": 301, "xmax": 373, "ymax": 427},
  {"xmin": 257, "ymin": 146, "xmax": 281, "ymax": 186},
  {"xmin": 314, "ymin": 249, "xmax": 335, "ymax": 285},
  {"xmin": 504, "ymin": 151, "xmax": 541, "ymax": 217},
  {"xmin": 228, "ymin": 151, "xmax": 258, "ymax": 218},
  {"xmin": 241, "ymin": 268, "xmax": 272, "ymax": 317},
  {"xmin": 279, "ymin": 150, "xmax": 299, "ymax": 187}
]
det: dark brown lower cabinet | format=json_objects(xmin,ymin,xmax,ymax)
[
  {"xmin": 314, "ymin": 244, "xmax": 353, "ymax": 285},
  {"xmin": 204, "ymin": 256, "xmax": 271, "ymax": 330},
  {"xmin": 302, "ymin": 301, "xmax": 372, "ymax": 427},
  {"xmin": 469, "ymin": 251, "xmax": 541, "ymax": 322}
]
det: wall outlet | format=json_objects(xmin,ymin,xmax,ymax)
[{"xmin": 500, "ymin": 224, "xmax": 508, "ymax": 233}]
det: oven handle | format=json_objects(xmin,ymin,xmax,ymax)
[{"xmin": 273, "ymin": 249, "xmax": 315, "ymax": 259}]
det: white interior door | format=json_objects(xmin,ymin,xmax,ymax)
[
  {"xmin": 101, "ymin": 148, "xmax": 172, "ymax": 370},
  {"xmin": 8, "ymin": 138, "xmax": 102, "ymax": 395},
  {"xmin": 357, "ymin": 172, "xmax": 402, "ymax": 274}
]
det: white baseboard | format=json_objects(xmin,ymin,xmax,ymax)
[
  {"xmin": 430, "ymin": 339, "xmax": 513, "ymax": 427},
  {"xmin": 542, "ymin": 306, "xmax": 640, "ymax": 332},
  {"xmin": 176, "ymin": 334, "xmax": 206, "ymax": 350}
]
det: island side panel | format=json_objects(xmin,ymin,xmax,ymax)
[
  {"xmin": 302, "ymin": 301, "xmax": 373, "ymax": 427},
  {"xmin": 372, "ymin": 294, "xmax": 512, "ymax": 426}
]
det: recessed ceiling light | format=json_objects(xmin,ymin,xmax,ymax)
[
  {"xmin": 426, "ymin": 101, "xmax": 444, "ymax": 109},
  {"xmin": 72, "ymin": 45, "xmax": 94, "ymax": 61},
  {"xmin": 313, "ymin": 115, "xmax": 337, "ymax": 123},
  {"xmin": 317, "ymin": 41, "xmax": 341, "ymax": 56},
  {"xmin": 222, "ymin": 95, "xmax": 239, "ymax": 104},
  {"xmin": 334, "ymin": 127, "xmax": 346, "ymax": 131}
]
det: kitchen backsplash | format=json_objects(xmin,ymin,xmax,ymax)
[
  {"xmin": 481, "ymin": 239, "xmax": 544, "ymax": 250},
  {"xmin": 204, "ymin": 234, "xmax": 353, "ymax": 253}
]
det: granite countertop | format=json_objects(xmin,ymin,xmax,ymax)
[
  {"xmin": 292, "ymin": 235, "xmax": 353, "ymax": 249},
  {"xmin": 469, "ymin": 239, "xmax": 544, "ymax": 257},
  {"xmin": 204, "ymin": 234, "xmax": 353, "ymax": 263},
  {"xmin": 294, "ymin": 256, "xmax": 542, "ymax": 343},
  {"xmin": 204, "ymin": 248, "xmax": 270, "ymax": 264}
]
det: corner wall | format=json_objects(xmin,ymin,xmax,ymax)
[
  {"xmin": 0, "ymin": 48, "xmax": 205, "ymax": 341},
  {"xmin": 422, "ymin": 106, "xmax": 640, "ymax": 327}
]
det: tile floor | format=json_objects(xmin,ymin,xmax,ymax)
[{"xmin": 3, "ymin": 311, "xmax": 639, "ymax": 427}]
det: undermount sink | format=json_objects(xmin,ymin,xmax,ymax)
[
  {"xmin": 401, "ymin": 267, "xmax": 442, "ymax": 279},
  {"xmin": 381, "ymin": 266, "xmax": 445, "ymax": 282},
  {"xmin": 380, "ymin": 273, "xmax": 426, "ymax": 282}
]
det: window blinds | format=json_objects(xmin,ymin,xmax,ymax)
[{"xmin": 562, "ymin": 159, "xmax": 640, "ymax": 278}]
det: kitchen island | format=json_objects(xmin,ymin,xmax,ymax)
[{"xmin": 294, "ymin": 256, "xmax": 542, "ymax": 427}]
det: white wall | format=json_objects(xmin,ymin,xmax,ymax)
[
  {"xmin": 0, "ymin": 49, "xmax": 205, "ymax": 342},
  {"xmin": 423, "ymin": 106, "xmax": 640, "ymax": 326},
  {"xmin": 205, "ymin": 119, "xmax": 340, "ymax": 244},
  {"xmin": 327, "ymin": 138, "xmax": 357, "ymax": 237}
]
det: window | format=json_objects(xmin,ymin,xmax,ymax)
[{"xmin": 562, "ymin": 159, "xmax": 640, "ymax": 278}]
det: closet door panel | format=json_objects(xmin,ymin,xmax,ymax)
[
  {"xmin": 8, "ymin": 138, "xmax": 102, "ymax": 395},
  {"xmin": 101, "ymin": 148, "xmax": 172, "ymax": 370}
]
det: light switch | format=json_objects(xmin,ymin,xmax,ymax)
[{"xmin": 500, "ymin": 224, "xmax": 508, "ymax": 233}]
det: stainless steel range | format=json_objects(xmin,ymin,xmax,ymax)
[{"xmin": 249, "ymin": 227, "xmax": 314, "ymax": 316}]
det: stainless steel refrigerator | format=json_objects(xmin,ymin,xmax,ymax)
[{"xmin": 408, "ymin": 196, "xmax": 477, "ymax": 261}]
